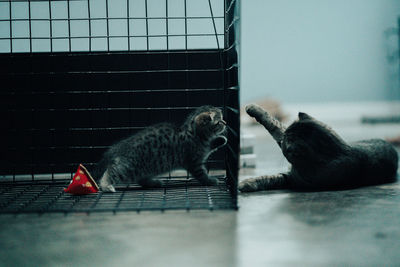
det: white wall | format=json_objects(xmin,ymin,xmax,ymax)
[{"xmin": 241, "ymin": 0, "xmax": 400, "ymax": 103}]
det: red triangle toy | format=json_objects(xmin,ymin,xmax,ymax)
[{"xmin": 64, "ymin": 164, "xmax": 99, "ymax": 195}]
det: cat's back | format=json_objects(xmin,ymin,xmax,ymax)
[
  {"xmin": 351, "ymin": 139, "xmax": 398, "ymax": 162},
  {"xmin": 134, "ymin": 123, "xmax": 177, "ymax": 140},
  {"xmin": 117, "ymin": 123, "xmax": 179, "ymax": 150},
  {"xmin": 351, "ymin": 138, "xmax": 398, "ymax": 184},
  {"xmin": 108, "ymin": 123, "xmax": 182, "ymax": 173}
]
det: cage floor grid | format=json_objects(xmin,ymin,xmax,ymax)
[{"xmin": 0, "ymin": 175, "xmax": 236, "ymax": 214}]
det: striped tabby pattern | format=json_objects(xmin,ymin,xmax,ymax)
[{"xmin": 94, "ymin": 106, "xmax": 227, "ymax": 192}]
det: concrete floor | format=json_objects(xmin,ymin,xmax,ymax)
[{"xmin": 1, "ymin": 102, "xmax": 400, "ymax": 267}]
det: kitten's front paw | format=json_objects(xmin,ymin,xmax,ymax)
[
  {"xmin": 238, "ymin": 179, "xmax": 258, "ymax": 192},
  {"xmin": 245, "ymin": 104, "xmax": 265, "ymax": 118},
  {"xmin": 216, "ymin": 135, "xmax": 228, "ymax": 145},
  {"xmin": 211, "ymin": 136, "xmax": 228, "ymax": 150}
]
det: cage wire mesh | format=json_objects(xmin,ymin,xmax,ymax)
[
  {"xmin": 0, "ymin": 0, "xmax": 240, "ymax": 213},
  {"xmin": 0, "ymin": 0, "xmax": 225, "ymax": 52}
]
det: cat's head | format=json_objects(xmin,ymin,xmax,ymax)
[
  {"xmin": 186, "ymin": 106, "xmax": 226, "ymax": 140},
  {"xmin": 281, "ymin": 112, "xmax": 347, "ymax": 165}
]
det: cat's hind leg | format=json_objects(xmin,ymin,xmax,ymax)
[
  {"xmin": 99, "ymin": 170, "xmax": 116, "ymax": 193},
  {"xmin": 245, "ymin": 104, "xmax": 286, "ymax": 146},
  {"xmin": 99, "ymin": 157, "xmax": 130, "ymax": 192},
  {"xmin": 239, "ymin": 173, "xmax": 289, "ymax": 192}
]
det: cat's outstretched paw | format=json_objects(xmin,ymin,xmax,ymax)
[
  {"xmin": 238, "ymin": 179, "xmax": 259, "ymax": 192},
  {"xmin": 245, "ymin": 104, "xmax": 266, "ymax": 118}
]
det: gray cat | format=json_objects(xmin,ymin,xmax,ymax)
[
  {"xmin": 94, "ymin": 106, "xmax": 227, "ymax": 192},
  {"xmin": 239, "ymin": 104, "xmax": 398, "ymax": 192}
]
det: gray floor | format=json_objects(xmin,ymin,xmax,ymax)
[{"xmin": 1, "ymin": 102, "xmax": 400, "ymax": 267}]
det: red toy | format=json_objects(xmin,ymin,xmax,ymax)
[{"xmin": 64, "ymin": 164, "xmax": 99, "ymax": 195}]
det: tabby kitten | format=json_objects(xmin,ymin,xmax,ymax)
[
  {"xmin": 239, "ymin": 104, "xmax": 398, "ymax": 192},
  {"xmin": 94, "ymin": 106, "xmax": 227, "ymax": 192}
]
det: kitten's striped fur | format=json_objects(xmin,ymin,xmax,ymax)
[{"xmin": 94, "ymin": 106, "xmax": 227, "ymax": 192}]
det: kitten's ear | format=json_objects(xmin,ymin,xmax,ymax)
[
  {"xmin": 298, "ymin": 112, "xmax": 314, "ymax": 121},
  {"xmin": 195, "ymin": 112, "xmax": 212, "ymax": 125}
]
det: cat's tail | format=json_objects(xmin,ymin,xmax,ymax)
[{"xmin": 238, "ymin": 173, "xmax": 289, "ymax": 192}]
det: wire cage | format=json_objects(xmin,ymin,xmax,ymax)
[{"xmin": 0, "ymin": 0, "xmax": 240, "ymax": 213}]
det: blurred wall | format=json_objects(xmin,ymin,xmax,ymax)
[{"xmin": 241, "ymin": 0, "xmax": 400, "ymax": 103}]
